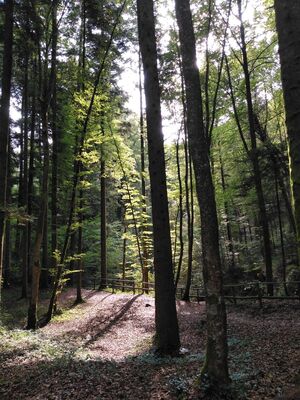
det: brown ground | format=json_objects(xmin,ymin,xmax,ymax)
[{"xmin": 0, "ymin": 289, "xmax": 299, "ymax": 399}]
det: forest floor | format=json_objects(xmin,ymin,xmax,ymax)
[{"xmin": 0, "ymin": 288, "xmax": 299, "ymax": 400}]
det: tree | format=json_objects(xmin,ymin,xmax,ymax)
[
  {"xmin": 0, "ymin": 0, "xmax": 14, "ymax": 300},
  {"xmin": 174, "ymin": 0, "xmax": 229, "ymax": 387},
  {"xmin": 225, "ymin": 0, "xmax": 273, "ymax": 295},
  {"xmin": 27, "ymin": 0, "xmax": 58, "ymax": 329},
  {"xmin": 136, "ymin": 0, "xmax": 180, "ymax": 355},
  {"xmin": 274, "ymin": 1, "xmax": 300, "ymax": 259}
]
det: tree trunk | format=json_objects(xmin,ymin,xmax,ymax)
[
  {"xmin": 122, "ymin": 217, "xmax": 127, "ymax": 292},
  {"xmin": 51, "ymin": 43, "xmax": 58, "ymax": 291},
  {"xmin": 218, "ymin": 142, "xmax": 235, "ymax": 274},
  {"xmin": 76, "ymin": 189, "xmax": 84, "ymax": 303},
  {"xmin": 27, "ymin": 103, "xmax": 50, "ymax": 329},
  {"xmin": 40, "ymin": 206, "xmax": 49, "ymax": 288},
  {"xmin": 275, "ymin": 168, "xmax": 288, "ymax": 295},
  {"xmin": 175, "ymin": 0, "xmax": 229, "ymax": 386},
  {"xmin": 28, "ymin": 59, "xmax": 37, "ymax": 285},
  {"xmin": 3, "ymin": 141, "xmax": 12, "ymax": 289},
  {"xmin": 20, "ymin": 54, "xmax": 29, "ymax": 299},
  {"xmin": 139, "ymin": 53, "xmax": 149, "ymax": 294},
  {"xmin": 137, "ymin": 0, "xmax": 180, "ymax": 355},
  {"xmin": 182, "ymin": 134, "xmax": 193, "ymax": 301},
  {"xmin": 237, "ymin": 0, "xmax": 273, "ymax": 295},
  {"xmin": 27, "ymin": 0, "xmax": 57, "ymax": 329},
  {"xmin": 99, "ymin": 140, "xmax": 107, "ymax": 289},
  {"xmin": 274, "ymin": 1, "xmax": 300, "ymax": 259},
  {"xmin": 174, "ymin": 138, "xmax": 184, "ymax": 289},
  {"xmin": 0, "ymin": 0, "xmax": 14, "ymax": 299}
]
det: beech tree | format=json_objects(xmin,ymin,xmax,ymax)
[
  {"xmin": 137, "ymin": 0, "xmax": 180, "ymax": 355},
  {"xmin": 274, "ymin": 1, "xmax": 300, "ymax": 259},
  {"xmin": 175, "ymin": 0, "xmax": 229, "ymax": 387}
]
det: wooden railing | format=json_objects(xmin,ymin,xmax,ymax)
[{"xmin": 89, "ymin": 278, "xmax": 300, "ymax": 307}]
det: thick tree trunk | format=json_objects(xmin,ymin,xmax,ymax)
[
  {"xmin": 274, "ymin": 1, "xmax": 300, "ymax": 259},
  {"xmin": 175, "ymin": 0, "xmax": 229, "ymax": 386},
  {"xmin": 0, "ymin": 0, "xmax": 14, "ymax": 299},
  {"xmin": 137, "ymin": 0, "xmax": 180, "ymax": 355}
]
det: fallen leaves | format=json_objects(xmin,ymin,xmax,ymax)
[{"xmin": 0, "ymin": 289, "xmax": 299, "ymax": 399}]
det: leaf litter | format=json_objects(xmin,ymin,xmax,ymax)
[{"xmin": 0, "ymin": 289, "xmax": 299, "ymax": 399}]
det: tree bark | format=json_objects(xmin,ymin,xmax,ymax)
[
  {"xmin": 99, "ymin": 134, "xmax": 107, "ymax": 290},
  {"xmin": 3, "ymin": 141, "xmax": 12, "ymax": 289},
  {"xmin": 27, "ymin": 0, "xmax": 57, "ymax": 329},
  {"xmin": 20, "ymin": 54, "xmax": 29, "ymax": 298},
  {"xmin": 274, "ymin": 1, "xmax": 300, "ymax": 259},
  {"xmin": 0, "ymin": 0, "xmax": 14, "ymax": 299},
  {"xmin": 174, "ymin": 138, "xmax": 184, "ymax": 289},
  {"xmin": 139, "ymin": 53, "xmax": 149, "ymax": 294},
  {"xmin": 137, "ymin": 0, "xmax": 180, "ymax": 355},
  {"xmin": 175, "ymin": 0, "xmax": 229, "ymax": 386}
]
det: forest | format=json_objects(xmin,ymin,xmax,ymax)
[{"xmin": 0, "ymin": 0, "xmax": 300, "ymax": 399}]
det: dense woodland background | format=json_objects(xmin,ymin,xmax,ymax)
[{"xmin": 0, "ymin": 0, "xmax": 300, "ymax": 398}]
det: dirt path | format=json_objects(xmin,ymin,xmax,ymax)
[{"xmin": 0, "ymin": 289, "xmax": 299, "ymax": 399}]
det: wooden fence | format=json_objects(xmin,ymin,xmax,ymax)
[{"xmin": 89, "ymin": 278, "xmax": 300, "ymax": 308}]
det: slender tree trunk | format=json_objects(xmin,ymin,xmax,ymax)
[
  {"xmin": 3, "ymin": 141, "xmax": 12, "ymax": 289},
  {"xmin": 139, "ymin": 53, "xmax": 149, "ymax": 294},
  {"xmin": 15, "ymin": 131, "xmax": 24, "ymax": 265},
  {"xmin": 174, "ymin": 138, "xmax": 184, "ymax": 289},
  {"xmin": 175, "ymin": 0, "xmax": 229, "ymax": 386},
  {"xmin": 122, "ymin": 218, "xmax": 127, "ymax": 292},
  {"xmin": 28, "ymin": 59, "xmax": 37, "ymax": 284},
  {"xmin": 237, "ymin": 0, "xmax": 273, "ymax": 295},
  {"xmin": 99, "ymin": 134, "xmax": 107, "ymax": 289},
  {"xmin": 218, "ymin": 142, "xmax": 235, "ymax": 273},
  {"xmin": 76, "ymin": 189, "xmax": 84, "ymax": 303},
  {"xmin": 137, "ymin": 0, "xmax": 180, "ymax": 355},
  {"xmin": 27, "ymin": 103, "xmax": 50, "ymax": 329},
  {"xmin": 40, "ymin": 207, "xmax": 49, "ymax": 288},
  {"xmin": 0, "ymin": 0, "xmax": 14, "ymax": 299},
  {"xmin": 182, "ymin": 135, "xmax": 193, "ymax": 301},
  {"xmin": 69, "ymin": 231, "xmax": 76, "ymax": 286},
  {"xmin": 51, "ymin": 46, "xmax": 58, "ymax": 291},
  {"xmin": 27, "ymin": 0, "xmax": 57, "ymax": 329},
  {"xmin": 20, "ymin": 55, "xmax": 29, "ymax": 298},
  {"xmin": 274, "ymin": 1, "xmax": 300, "ymax": 260}
]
